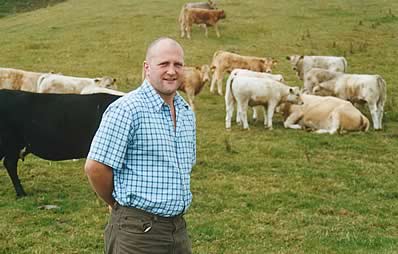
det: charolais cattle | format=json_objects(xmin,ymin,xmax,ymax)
[{"xmin": 0, "ymin": 89, "xmax": 121, "ymax": 197}]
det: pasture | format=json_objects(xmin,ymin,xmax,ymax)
[{"xmin": 0, "ymin": 0, "xmax": 398, "ymax": 253}]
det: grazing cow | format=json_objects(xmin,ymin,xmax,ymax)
[
  {"xmin": 178, "ymin": 0, "xmax": 217, "ymax": 26},
  {"xmin": 304, "ymin": 68, "xmax": 387, "ymax": 130},
  {"xmin": 0, "ymin": 67, "xmax": 48, "ymax": 92},
  {"xmin": 37, "ymin": 73, "xmax": 117, "ymax": 94},
  {"xmin": 181, "ymin": 8, "xmax": 226, "ymax": 39},
  {"xmin": 225, "ymin": 76, "xmax": 301, "ymax": 130},
  {"xmin": 178, "ymin": 65, "xmax": 211, "ymax": 111},
  {"xmin": 282, "ymin": 94, "xmax": 370, "ymax": 134},
  {"xmin": 226, "ymin": 69, "xmax": 285, "ymax": 123},
  {"xmin": 80, "ymin": 86, "xmax": 126, "ymax": 96},
  {"xmin": 286, "ymin": 55, "xmax": 347, "ymax": 80},
  {"xmin": 210, "ymin": 50, "xmax": 277, "ymax": 96},
  {"xmin": 0, "ymin": 89, "xmax": 121, "ymax": 197}
]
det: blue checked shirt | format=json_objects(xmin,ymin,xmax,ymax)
[{"xmin": 87, "ymin": 80, "xmax": 196, "ymax": 217}]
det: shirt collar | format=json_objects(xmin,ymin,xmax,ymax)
[{"xmin": 141, "ymin": 80, "xmax": 190, "ymax": 112}]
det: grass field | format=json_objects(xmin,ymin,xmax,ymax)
[{"xmin": 0, "ymin": 0, "xmax": 398, "ymax": 253}]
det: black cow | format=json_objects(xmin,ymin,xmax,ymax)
[{"xmin": 0, "ymin": 89, "xmax": 122, "ymax": 197}]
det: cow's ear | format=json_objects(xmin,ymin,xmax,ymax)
[
  {"xmin": 272, "ymin": 60, "xmax": 278, "ymax": 65},
  {"xmin": 289, "ymin": 88, "xmax": 294, "ymax": 94},
  {"xmin": 299, "ymin": 55, "xmax": 304, "ymax": 60},
  {"xmin": 94, "ymin": 78, "xmax": 101, "ymax": 83},
  {"xmin": 312, "ymin": 86, "xmax": 320, "ymax": 93},
  {"xmin": 113, "ymin": 78, "xmax": 117, "ymax": 83},
  {"xmin": 260, "ymin": 59, "xmax": 265, "ymax": 63},
  {"xmin": 195, "ymin": 66, "xmax": 201, "ymax": 70},
  {"xmin": 286, "ymin": 56, "xmax": 291, "ymax": 60}
]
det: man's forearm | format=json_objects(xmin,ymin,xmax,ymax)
[{"xmin": 85, "ymin": 160, "xmax": 116, "ymax": 206}]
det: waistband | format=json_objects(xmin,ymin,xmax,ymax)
[{"xmin": 113, "ymin": 202, "xmax": 183, "ymax": 222}]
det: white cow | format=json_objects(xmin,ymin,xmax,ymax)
[
  {"xmin": 286, "ymin": 55, "xmax": 347, "ymax": 80},
  {"xmin": 80, "ymin": 86, "xmax": 126, "ymax": 96},
  {"xmin": 305, "ymin": 68, "xmax": 387, "ymax": 130},
  {"xmin": 282, "ymin": 94, "xmax": 370, "ymax": 134},
  {"xmin": 225, "ymin": 76, "xmax": 301, "ymax": 130},
  {"xmin": 37, "ymin": 74, "xmax": 117, "ymax": 94},
  {"xmin": 226, "ymin": 69, "xmax": 285, "ymax": 124}
]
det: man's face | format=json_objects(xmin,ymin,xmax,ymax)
[{"xmin": 144, "ymin": 43, "xmax": 184, "ymax": 99}]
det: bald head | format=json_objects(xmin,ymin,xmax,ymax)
[{"xmin": 145, "ymin": 37, "xmax": 184, "ymax": 63}]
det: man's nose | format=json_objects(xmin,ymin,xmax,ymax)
[{"xmin": 166, "ymin": 65, "xmax": 177, "ymax": 74}]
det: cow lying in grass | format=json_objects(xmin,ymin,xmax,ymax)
[
  {"xmin": 0, "ymin": 67, "xmax": 51, "ymax": 92},
  {"xmin": 281, "ymin": 94, "xmax": 369, "ymax": 134}
]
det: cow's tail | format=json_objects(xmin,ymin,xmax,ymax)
[
  {"xmin": 376, "ymin": 76, "xmax": 387, "ymax": 109},
  {"xmin": 225, "ymin": 72, "xmax": 236, "ymax": 109},
  {"xmin": 342, "ymin": 57, "xmax": 348, "ymax": 73}
]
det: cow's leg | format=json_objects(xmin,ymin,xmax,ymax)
[
  {"xmin": 225, "ymin": 96, "xmax": 235, "ymax": 129},
  {"xmin": 214, "ymin": 24, "xmax": 221, "ymax": 38},
  {"xmin": 204, "ymin": 25, "xmax": 208, "ymax": 37},
  {"xmin": 266, "ymin": 102, "xmax": 277, "ymax": 130},
  {"xmin": 368, "ymin": 103, "xmax": 379, "ymax": 130},
  {"xmin": 262, "ymin": 106, "xmax": 268, "ymax": 127},
  {"xmin": 217, "ymin": 76, "xmax": 223, "ymax": 96},
  {"xmin": 283, "ymin": 111, "xmax": 303, "ymax": 129},
  {"xmin": 210, "ymin": 72, "xmax": 218, "ymax": 94},
  {"xmin": 187, "ymin": 92, "xmax": 195, "ymax": 111},
  {"xmin": 235, "ymin": 104, "xmax": 241, "ymax": 125},
  {"xmin": 237, "ymin": 99, "xmax": 249, "ymax": 130},
  {"xmin": 3, "ymin": 155, "xmax": 26, "ymax": 197},
  {"xmin": 180, "ymin": 20, "xmax": 186, "ymax": 38},
  {"xmin": 186, "ymin": 23, "xmax": 192, "ymax": 40},
  {"xmin": 377, "ymin": 104, "xmax": 384, "ymax": 130}
]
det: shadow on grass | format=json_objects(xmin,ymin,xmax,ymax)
[{"xmin": 0, "ymin": 0, "xmax": 66, "ymax": 18}]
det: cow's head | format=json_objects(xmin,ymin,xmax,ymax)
[
  {"xmin": 96, "ymin": 76, "xmax": 117, "ymax": 89},
  {"xmin": 261, "ymin": 58, "xmax": 276, "ymax": 73},
  {"xmin": 287, "ymin": 55, "xmax": 304, "ymax": 79},
  {"xmin": 219, "ymin": 10, "xmax": 226, "ymax": 19},
  {"xmin": 286, "ymin": 87, "xmax": 303, "ymax": 105},
  {"xmin": 208, "ymin": 0, "xmax": 217, "ymax": 9},
  {"xmin": 200, "ymin": 64, "xmax": 211, "ymax": 83}
]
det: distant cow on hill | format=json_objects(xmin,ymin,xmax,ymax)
[
  {"xmin": 180, "ymin": 8, "xmax": 226, "ymax": 39},
  {"xmin": 178, "ymin": 0, "xmax": 217, "ymax": 25},
  {"xmin": 0, "ymin": 90, "xmax": 121, "ymax": 197}
]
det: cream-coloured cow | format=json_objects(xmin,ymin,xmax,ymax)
[
  {"xmin": 282, "ymin": 94, "xmax": 370, "ymax": 134},
  {"xmin": 0, "ymin": 67, "xmax": 47, "ymax": 92},
  {"xmin": 37, "ymin": 74, "xmax": 117, "ymax": 94},
  {"xmin": 225, "ymin": 76, "xmax": 301, "ymax": 130},
  {"xmin": 181, "ymin": 8, "xmax": 226, "ymax": 39},
  {"xmin": 226, "ymin": 69, "xmax": 285, "ymax": 124},
  {"xmin": 286, "ymin": 55, "xmax": 347, "ymax": 80},
  {"xmin": 211, "ymin": 50, "xmax": 277, "ymax": 96},
  {"xmin": 304, "ymin": 68, "xmax": 386, "ymax": 130},
  {"xmin": 178, "ymin": 65, "xmax": 211, "ymax": 111}
]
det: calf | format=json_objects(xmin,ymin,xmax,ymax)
[
  {"xmin": 225, "ymin": 76, "xmax": 301, "ymax": 130},
  {"xmin": 226, "ymin": 68, "xmax": 285, "ymax": 123},
  {"xmin": 178, "ymin": 0, "xmax": 217, "ymax": 25},
  {"xmin": 282, "ymin": 94, "xmax": 369, "ymax": 134},
  {"xmin": 0, "ymin": 89, "xmax": 121, "ymax": 197},
  {"xmin": 210, "ymin": 50, "xmax": 277, "ymax": 95},
  {"xmin": 181, "ymin": 8, "xmax": 226, "ymax": 39},
  {"xmin": 37, "ymin": 74, "xmax": 117, "ymax": 94},
  {"xmin": 0, "ymin": 67, "xmax": 47, "ymax": 92},
  {"xmin": 305, "ymin": 68, "xmax": 387, "ymax": 130},
  {"xmin": 178, "ymin": 65, "xmax": 211, "ymax": 111},
  {"xmin": 286, "ymin": 55, "xmax": 347, "ymax": 80}
]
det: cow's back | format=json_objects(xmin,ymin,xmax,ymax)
[{"xmin": 0, "ymin": 90, "xmax": 121, "ymax": 160}]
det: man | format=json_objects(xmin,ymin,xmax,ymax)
[{"xmin": 85, "ymin": 37, "xmax": 196, "ymax": 254}]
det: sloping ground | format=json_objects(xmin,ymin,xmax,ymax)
[{"xmin": 0, "ymin": 0, "xmax": 66, "ymax": 18}]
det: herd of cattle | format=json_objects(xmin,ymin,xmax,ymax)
[{"xmin": 0, "ymin": 0, "xmax": 388, "ymax": 197}]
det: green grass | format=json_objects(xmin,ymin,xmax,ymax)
[{"xmin": 1, "ymin": 0, "xmax": 398, "ymax": 253}]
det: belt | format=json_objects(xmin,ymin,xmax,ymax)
[{"xmin": 113, "ymin": 202, "xmax": 183, "ymax": 223}]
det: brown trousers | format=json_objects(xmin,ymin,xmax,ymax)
[{"xmin": 104, "ymin": 203, "xmax": 192, "ymax": 254}]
